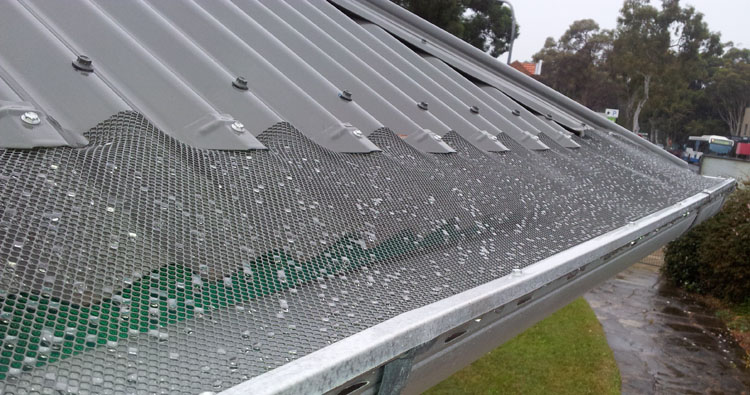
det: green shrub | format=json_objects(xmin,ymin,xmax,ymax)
[{"xmin": 663, "ymin": 183, "xmax": 750, "ymax": 303}]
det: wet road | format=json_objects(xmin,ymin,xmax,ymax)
[{"xmin": 585, "ymin": 255, "xmax": 750, "ymax": 394}]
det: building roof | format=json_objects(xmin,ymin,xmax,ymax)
[
  {"xmin": 510, "ymin": 61, "xmax": 538, "ymax": 76},
  {"xmin": 0, "ymin": 1, "xmax": 732, "ymax": 394}
]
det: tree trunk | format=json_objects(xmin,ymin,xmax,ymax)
[
  {"xmin": 716, "ymin": 98, "xmax": 747, "ymax": 136},
  {"xmin": 632, "ymin": 74, "xmax": 651, "ymax": 134}
]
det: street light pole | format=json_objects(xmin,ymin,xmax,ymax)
[{"xmin": 496, "ymin": 0, "xmax": 516, "ymax": 65}]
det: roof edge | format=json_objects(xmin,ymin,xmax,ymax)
[{"xmin": 220, "ymin": 177, "xmax": 735, "ymax": 395}]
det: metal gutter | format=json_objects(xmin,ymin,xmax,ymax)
[
  {"xmin": 221, "ymin": 177, "xmax": 735, "ymax": 395},
  {"xmin": 330, "ymin": 0, "xmax": 687, "ymax": 167}
]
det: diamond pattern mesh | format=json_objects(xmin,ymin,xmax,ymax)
[{"xmin": 0, "ymin": 112, "xmax": 717, "ymax": 393}]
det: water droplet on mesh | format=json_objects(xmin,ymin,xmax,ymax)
[{"xmin": 72, "ymin": 282, "xmax": 85, "ymax": 294}]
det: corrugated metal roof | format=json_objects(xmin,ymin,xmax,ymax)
[
  {"xmin": 0, "ymin": 1, "xmax": 732, "ymax": 394},
  {"xmin": 0, "ymin": 0, "xmax": 688, "ymax": 163}
]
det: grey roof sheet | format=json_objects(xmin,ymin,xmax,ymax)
[{"xmin": 0, "ymin": 0, "xmax": 615, "ymax": 157}]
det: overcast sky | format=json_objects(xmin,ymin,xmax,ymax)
[{"xmin": 507, "ymin": 0, "xmax": 749, "ymax": 62}]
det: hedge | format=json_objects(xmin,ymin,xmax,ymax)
[{"xmin": 663, "ymin": 183, "xmax": 750, "ymax": 303}]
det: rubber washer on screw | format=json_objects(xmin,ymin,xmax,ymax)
[
  {"xmin": 339, "ymin": 90, "xmax": 353, "ymax": 101},
  {"xmin": 232, "ymin": 76, "xmax": 249, "ymax": 90},
  {"xmin": 72, "ymin": 55, "xmax": 94, "ymax": 72},
  {"xmin": 417, "ymin": 101, "xmax": 429, "ymax": 110}
]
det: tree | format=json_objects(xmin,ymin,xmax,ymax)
[
  {"xmin": 532, "ymin": 20, "xmax": 618, "ymax": 111},
  {"xmin": 392, "ymin": 0, "xmax": 518, "ymax": 57},
  {"xmin": 461, "ymin": 0, "xmax": 519, "ymax": 57},
  {"xmin": 707, "ymin": 48, "xmax": 750, "ymax": 135},
  {"xmin": 609, "ymin": 0, "xmax": 722, "ymax": 136},
  {"xmin": 391, "ymin": 0, "xmax": 466, "ymax": 38},
  {"xmin": 609, "ymin": 0, "xmax": 669, "ymax": 134}
]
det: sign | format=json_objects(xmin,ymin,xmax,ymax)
[
  {"xmin": 604, "ymin": 108, "xmax": 619, "ymax": 122},
  {"xmin": 709, "ymin": 138, "xmax": 733, "ymax": 146}
]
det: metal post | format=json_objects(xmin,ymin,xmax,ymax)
[{"xmin": 497, "ymin": 0, "xmax": 516, "ymax": 65}]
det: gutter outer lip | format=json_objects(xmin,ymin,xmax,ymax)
[{"xmin": 221, "ymin": 177, "xmax": 736, "ymax": 395}]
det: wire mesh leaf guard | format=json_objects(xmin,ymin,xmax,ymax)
[{"xmin": 0, "ymin": 112, "xmax": 718, "ymax": 393}]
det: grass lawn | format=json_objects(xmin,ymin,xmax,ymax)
[{"xmin": 425, "ymin": 298, "xmax": 621, "ymax": 395}]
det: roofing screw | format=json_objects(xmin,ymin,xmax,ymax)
[
  {"xmin": 339, "ymin": 90, "xmax": 353, "ymax": 101},
  {"xmin": 489, "ymin": 135, "xmax": 498, "ymax": 141},
  {"xmin": 72, "ymin": 55, "xmax": 94, "ymax": 72},
  {"xmin": 417, "ymin": 101, "xmax": 429, "ymax": 110},
  {"xmin": 511, "ymin": 109, "xmax": 521, "ymax": 116},
  {"xmin": 230, "ymin": 121, "xmax": 246, "ymax": 133},
  {"xmin": 431, "ymin": 133, "xmax": 442, "ymax": 141},
  {"xmin": 232, "ymin": 76, "xmax": 249, "ymax": 90},
  {"xmin": 421, "ymin": 38, "xmax": 428, "ymax": 44},
  {"xmin": 469, "ymin": 105, "xmax": 480, "ymax": 114},
  {"xmin": 512, "ymin": 268, "xmax": 523, "ymax": 277},
  {"xmin": 545, "ymin": 113, "xmax": 553, "ymax": 120},
  {"xmin": 20, "ymin": 111, "xmax": 41, "ymax": 126},
  {"xmin": 352, "ymin": 129, "xmax": 363, "ymax": 138},
  {"xmin": 532, "ymin": 135, "xmax": 540, "ymax": 140}
]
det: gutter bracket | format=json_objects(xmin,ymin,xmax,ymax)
[
  {"xmin": 377, "ymin": 348, "xmax": 417, "ymax": 395},
  {"xmin": 377, "ymin": 339, "xmax": 435, "ymax": 395}
]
